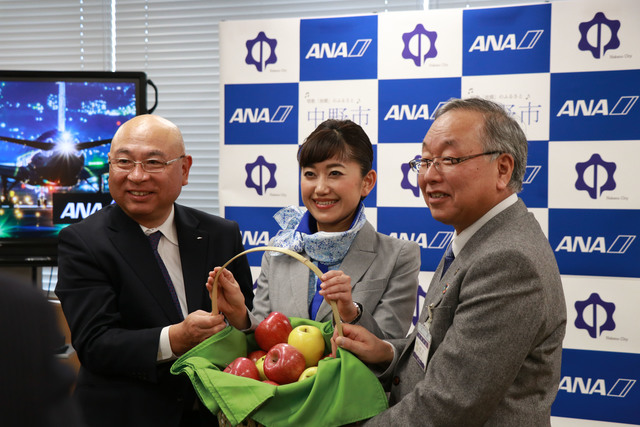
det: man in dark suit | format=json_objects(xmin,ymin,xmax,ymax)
[
  {"xmin": 55, "ymin": 114, "xmax": 254, "ymax": 426},
  {"xmin": 335, "ymin": 98, "xmax": 566, "ymax": 426}
]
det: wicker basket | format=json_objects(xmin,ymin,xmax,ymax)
[{"xmin": 171, "ymin": 246, "xmax": 387, "ymax": 426}]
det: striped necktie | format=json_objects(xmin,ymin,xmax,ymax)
[
  {"xmin": 441, "ymin": 244, "xmax": 455, "ymax": 278},
  {"xmin": 148, "ymin": 231, "xmax": 184, "ymax": 320}
]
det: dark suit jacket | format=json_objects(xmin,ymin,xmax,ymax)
[
  {"xmin": 55, "ymin": 203, "xmax": 253, "ymax": 427},
  {"xmin": 0, "ymin": 272, "xmax": 83, "ymax": 427},
  {"xmin": 367, "ymin": 199, "xmax": 566, "ymax": 426}
]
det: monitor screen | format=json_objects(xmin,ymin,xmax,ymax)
[{"xmin": 0, "ymin": 70, "xmax": 150, "ymax": 265}]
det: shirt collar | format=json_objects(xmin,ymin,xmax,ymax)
[
  {"xmin": 140, "ymin": 205, "xmax": 179, "ymax": 246},
  {"xmin": 451, "ymin": 193, "xmax": 518, "ymax": 256}
]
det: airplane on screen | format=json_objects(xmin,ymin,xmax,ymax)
[
  {"xmin": 0, "ymin": 133, "xmax": 111, "ymax": 208},
  {"xmin": 0, "ymin": 81, "xmax": 112, "ymax": 208}
]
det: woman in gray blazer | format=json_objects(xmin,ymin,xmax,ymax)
[{"xmin": 213, "ymin": 119, "xmax": 420, "ymax": 340}]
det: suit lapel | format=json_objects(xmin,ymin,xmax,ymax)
[
  {"xmin": 175, "ymin": 205, "xmax": 210, "ymax": 313},
  {"xmin": 107, "ymin": 206, "xmax": 183, "ymax": 323}
]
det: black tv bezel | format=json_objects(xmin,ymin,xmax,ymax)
[{"xmin": 0, "ymin": 69, "xmax": 151, "ymax": 266}]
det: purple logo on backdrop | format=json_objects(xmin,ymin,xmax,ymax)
[
  {"xmin": 245, "ymin": 156, "xmax": 277, "ymax": 195},
  {"xmin": 412, "ymin": 286, "xmax": 427, "ymax": 325},
  {"xmin": 575, "ymin": 293, "xmax": 616, "ymax": 338},
  {"xmin": 575, "ymin": 153, "xmax": 616, "ymax": 199},
  {"xmin": 401, "ymin": 155, "xmax": 421, "ymax": 197},
  {"xmin": 401, "ymin": 24, "xmax": 438, "ymax": 66},
  {"xmin": 245, "ymin": 31, "xmax": 278, "ymax": 71},
  {"xmin": 578, "ymin": 12, "xmax": 620, "ymax": 59}
]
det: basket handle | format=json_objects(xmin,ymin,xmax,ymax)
[{"xmin": 210, "ymin": 246, "xmax": 343, "ymax": 337}]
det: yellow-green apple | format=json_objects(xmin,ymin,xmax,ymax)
[
  {"xmin": 263, "ymin": 343, "xmax": 306, "ymax": 385},
  {"xmin": 254, "ymin": 312, "xmax": 293, "ymax": 351},
  {"xmin": 223, "ymin": 357, "xmax": 260, "ymax": 380},
  {"xmin": 297, "ymin": 366, "xmax": 318, "ymax": 382},
  {"xmin": 287, "ymin": 324, "xmax": 325, "ymax": 367},
  {"xmin": 255, "ymin": 355, "xmax": 268, "ymax": 381}
]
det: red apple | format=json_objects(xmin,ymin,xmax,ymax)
[
  {"xmin": 254, "ymin": 312, "xmax": 292, "ymax": 351},
  {"xmin": 223, "ymin": 357, "xmax": 260, "ymax": 380},
  {"xmin": 247, "ymin": 349, "xmax": 267, "ymax": 363},
  {"xmin": 287, "ymin": 324, "xmax": 326, "ymax": 367},
  {"xmin": 262, "ymin": 380, "xmax": 279, "ymax": 386},
  {"xmin": 263, "ymin": 343, "xmax": 306, "ymax": 385}
]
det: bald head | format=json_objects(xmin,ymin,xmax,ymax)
[
  {"xmin": 107, "ymin": 114, "xmax": 192, "ymax": 228},
  {"xmin": 111, "ymin": 114, "xmax": 185, "ymax": 155}
]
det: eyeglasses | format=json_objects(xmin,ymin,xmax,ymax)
[
  {"xmin": 408, "ymin": 151, "xmax": 502, "ymax": 174},
  {"xmin": 108, "ymin": 155, "xmax": 185, "ymax": 173}
]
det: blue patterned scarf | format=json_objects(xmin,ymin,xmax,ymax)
[
  {"xmin": 270, "ymin": 203, "xmax": 367, "ymax": 265},
  {"xmin": 270, "ymin": 203, "xmax": 367, "ymax": 319}
]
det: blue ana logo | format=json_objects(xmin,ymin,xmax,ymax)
[
  {"xmin": 555, "ymin": 234, "xmax": 636, "ymax": 254},
  {"xmin": 575, "ymin": 154, "xmax": 616, "ymax": 199},
  {"xmin": 401, "ymin": 156, "xmax": 421, "ymax": 197},
  {"xmin": 559, "ymin": 376, "xmax": 635, "ymax": 397},
  {"xmin": 245, "ymin": 31, "xmax": 278, "ymax": 72},
  {"xmin": 383, "ymin": 103, "xmax": 436, "ymax": 121},
  {"xmin": 523, "ymin": 165, "xmax": 541, "ymax": 185},
  {"xmin": 245, "ymin": 155, "xmax": 277, "ymax": 195},
  {"xmin": 578, "ymin": 12, "xmax": 621, "ymax": 59},
  {"xmin": 468, "ymin": 29, "xmax": 543, "ymax": 52},
  {"xmin": 241, "ymin": 230, "xmax": 271, "ymax": 247},
  {"xmin": 229, "ymin": 105, "xmax": 293, "ymax": 123},
  {"xmin": 305, "ymin": 39, "xmax": 371, "ymax": 59},
  {"xmin": 574, "ymin": 293, "xmax": 615, "ymax": 338},
  {"xmin": 556, "ymin": 96, "xmax": 638, "ymax": 117},
  {"xmin": 401, "ymin": 24, "xmax": 438, "ymax": 66},
  {"xmin": 389, "ymin": 230, "xmax": 453, "ymax": 250}
]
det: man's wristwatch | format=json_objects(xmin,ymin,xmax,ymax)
[{"xmin": 346, "ymin": 301, "xmax": 363, "ymax": 324}]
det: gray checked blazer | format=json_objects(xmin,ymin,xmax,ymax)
[
  {"xmin": 365, "ymin": 198, "xmax": 567, "ymax": 427},
  {"xmin": 250, "ymin": 220, "xmax": 421, "ymax": 340}
]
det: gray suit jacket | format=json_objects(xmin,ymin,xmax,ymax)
[
  {"xmin": 366, "ymin": 199, "xmax": 566, "ymax": 426},
  {"xmin": 251, "ymin": 221, "xmax": 421, "ymax": 340}
]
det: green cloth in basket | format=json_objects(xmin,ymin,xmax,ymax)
[{"xmin": 171, "ymin": 317, "xmax": 388, "ymax": 426}]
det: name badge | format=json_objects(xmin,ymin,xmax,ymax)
[{"xmin": 412, "ymin": 304, "xmax": 433, "ymax": 372}]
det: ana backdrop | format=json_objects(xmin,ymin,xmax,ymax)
[{"xmin": 219, "ymin": 0, "xmax": 640, "ymax": 424}]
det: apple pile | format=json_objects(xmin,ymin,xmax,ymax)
[{"xmin": 223, "ymin": 312, "xmax": 328, "ymax": 385}]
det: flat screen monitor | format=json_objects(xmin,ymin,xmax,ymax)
[{"xmin": 0, "ymin": 70, "xmax": 153, "ymax": 265}]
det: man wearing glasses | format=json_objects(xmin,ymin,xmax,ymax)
[
  {"xmin": 335, "ymin": 98, "xmax": 566, "ymax": 426},
  {"xmin": 56, "ymin": 114, "xmax": 254, "ymax": 426}
]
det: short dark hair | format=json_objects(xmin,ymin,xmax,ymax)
[
  {"xmin": 298, "ymin": 119, "xmax": 373, "ymax": 177},
  {"xmin": 435, "ymin": 98, "xmax": 528, "ymax": 193}
]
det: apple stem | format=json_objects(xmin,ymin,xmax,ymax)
[{"xmin": 211, "ymin": 246, "xmax": 343, "ymax": 337}]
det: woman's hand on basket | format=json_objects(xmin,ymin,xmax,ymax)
[
  {"xmin": 207, "ymin": 267, "xmax": 250, "ymax": 329},
  {"xmin": 318, "ymin": 270, "xmax": 358, "ymax": 323}
]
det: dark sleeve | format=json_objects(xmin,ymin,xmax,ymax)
[
  {"xmin": 0, "ymin": 273, "xmax": 83, "ymax": 427},
  {"xmin": 55, "ymin": 225, "xmax": 162, "ymax": 380}
]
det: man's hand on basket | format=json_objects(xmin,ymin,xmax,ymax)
[
  {"xmin": 169, "ymin": 311, "xmax": 227, "ymax": 356},
  {"xmin": 207, "ymin": 267, "xmax": 250, "ymax": 329},
  {"xmin": 331, "ymin": 323, "xmax": 395, "ymax": 366},
  {"xmin": 318, "ymin": 270, "xmax": 359, "ymax": 323}
]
